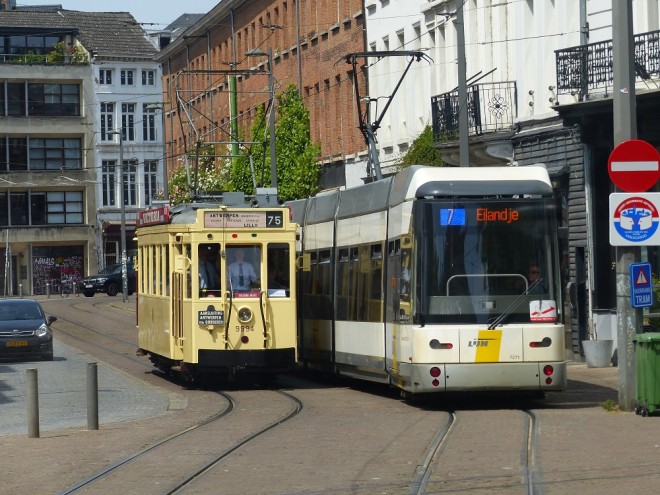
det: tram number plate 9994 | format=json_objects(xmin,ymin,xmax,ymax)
[{"xmin": 198, "ymin": 310, "xmax": 225, "ymax": 326}]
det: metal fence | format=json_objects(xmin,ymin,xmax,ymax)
[{"xmin": 431, "ymin": 81, "xmax": 517, "ymax": 141}]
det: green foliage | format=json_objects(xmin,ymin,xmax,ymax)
[
  {"xmin": 168, "ymin": 145, "xmax": 229, "ymax": 205},
  {"xmin": 167, "ymin": 84, "xmax": 320, "ymax": 204},
  {"xmin": 274, "ymin": 85, "xmax": 321, "ymax": 201},
  {"xmin": 599, "ymin": 399, "xmax": 620, "ymax": 412},
  {"xmin": 399, "ymin": 124, "xmax": 444, "ymax": 168},
  {"xmin": 46, "ymin": 41, "xmax": 88, "ymax": 64}
]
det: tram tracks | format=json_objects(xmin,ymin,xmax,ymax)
[
  {"xmin": 412, "ymin": 409, "xmax": 541, "ymax": 495},
  {"xmin": 58, "ymin": 389, "xmax": 303, "ymax": 495}
]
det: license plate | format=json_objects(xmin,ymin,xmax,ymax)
[
  {"xmin": 7, "ymin": 341, "xmax": 28, "ymax": 347},
  {"xmin": 84, "ymin": 284, "xmax": 93, "ymax": 288}
]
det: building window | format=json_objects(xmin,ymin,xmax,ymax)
[
  {"xmin": 121, "ymin": 103, "xmax": 135, "ymax": 141},
  {"xmin": 144, "ymin": 160, "xmax": 158, "ymax": 205},
  {"xmin": 0, "ymin": 192, "xmax": 7, "ymax": 226},
  {"xmin": 27, "ymin": 83, "xmax": 80, "ymax": 116},
  {"xmin": 29, "ymin": 138, "xmax": 82, "ymax": 170},
  {"xmin": 6, "ymin": 82, "xmax": 25, "ymax": 116},
  {"xmin": 10, "ymin": 192, "xmax": 28, "ymax": 225},
  {"xmin": 120, "ymin": 69, "xmax": 134, "ymax": 85},
  {"xmin": 44, "ymin": 191, "xmax": 83, "ymax": 224},
  {"xmin": 99, "ymin": 69, "xmax": 112, "ymax": 85},
  {"xmin": 141, "ymin": 70, "xmax": 155, "ymax": 86},
  {"xmin": 101, "ymin": 102, "xmax": 114, "ymax": 141},
  {"xmin": 123, "ymin": 161, "xmax": 137, "ymax": 206},
  {"xmin": 102, "ymin": 160, "xmax": 116, "ymax": 206},
  {"xmin": 143, "ymin": 104, "xmax": 156, "ymax": 141},
  {"xmin": 7, "ymin": 137, "xmax": 27, "ymax": 171}
]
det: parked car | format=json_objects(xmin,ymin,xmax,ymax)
[
  {"xmin": 0, "ymin": 299, "xmax": 56, "ymax": 361},
  {"xmin": 79, "ymin": 264, "xmax": 136, "ymax": 297}
]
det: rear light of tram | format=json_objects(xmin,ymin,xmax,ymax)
[
  {"xmin": 543, "ymin": 365, "xmax": 554, "ymax": 385},
  {"xmin": 429, "ymin": 367, "xmax": 441, "ymax": 378},
  {"xmin": 241, "ymin": 335, "xmax": 249, "ymax": 344}
]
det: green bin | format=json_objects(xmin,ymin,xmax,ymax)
[{"xmin": 634, "ymin": 332, "xmax": 660, "ymax": 416}]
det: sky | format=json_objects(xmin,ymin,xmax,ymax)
[{"xmin": 17, "ymin": 1, "xmax": 221, "ymax": 29}]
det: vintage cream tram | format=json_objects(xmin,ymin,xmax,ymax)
[
  {"xmin": 135, "ymin": 191, "xmax": 297, "ymax": 381},
  {"xmin": 289, "ymin": 165, "xmax": 567, "ymax": 396}
]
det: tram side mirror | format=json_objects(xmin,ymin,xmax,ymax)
[{"xmin": 296, "ymin": 253, "xmax": 311, "ymax": 271}]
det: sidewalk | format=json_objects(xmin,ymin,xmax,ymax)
[{"xmin": 0, "ymin": 340, "xmax": 181, "ymax": 437}]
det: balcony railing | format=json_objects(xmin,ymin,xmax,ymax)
[
  {"xmin": 431, "ymin": 81, "xmax": 518, "ymax": 142},
  {"xmin": 555, "ymin": 29, "xmax": 660, "ymax": 101}
]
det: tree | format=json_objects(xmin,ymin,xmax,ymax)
[
  {"xmin": 399, "ymin": 124, "xmax": 444, "ymax": 168},
  {"xmin": 227, "ymin": 84, "xmax": 321, "ymax": 201},
  {"xmin": 168, "ymin": 84, "xmax": 320, "ymax": 203}
]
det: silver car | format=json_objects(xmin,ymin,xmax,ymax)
[{"xmin": 0, "ymin": 299, "xmax": 56, "ymax": 361}]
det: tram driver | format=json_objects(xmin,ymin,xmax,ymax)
[{"xmin": 227, "ymin": 248, "xmax": 259, "ymax": 292}]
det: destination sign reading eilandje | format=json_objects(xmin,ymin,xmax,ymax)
[{"xmin": 204, "ymin": 211, "xmax": 284, "ymax": 229}]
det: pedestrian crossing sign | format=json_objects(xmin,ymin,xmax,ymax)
[{"xmin": 630, "ymin": 262, "xmax": 654, "ymax": 308}]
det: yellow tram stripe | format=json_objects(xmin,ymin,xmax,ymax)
[{"xmin": 475, "ymin": 329, "xmax": 502, "ymax": 363}]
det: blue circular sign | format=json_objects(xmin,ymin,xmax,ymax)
[{"xmin": 613, "ymin": 196, "xmax": 660, "ymax": 242}]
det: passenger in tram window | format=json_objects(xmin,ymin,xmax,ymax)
[
  {"xmin": 227, "ymin": 248, "xmax": 259, "ymax": 291},
  {"xmin": 198, "ymin": 246, "xmax": 219, "ymax": 294}
]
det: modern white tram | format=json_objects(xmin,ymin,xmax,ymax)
[{"xmin": 289, "ymin": 165, "xmax": 567, "ymax": 395}]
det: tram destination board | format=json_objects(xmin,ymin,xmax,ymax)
[
  {"xmin": 198, "ymin": 309, "xmax": 225, "ymax": 325},
  {"xmin": 204, "ymin": 210, "xmax": 284, "ymax": 228}
]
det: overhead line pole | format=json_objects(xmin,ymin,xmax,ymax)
[{"xmin": 612, "ymin": 0, "xmax": 640, "ymax": 412}]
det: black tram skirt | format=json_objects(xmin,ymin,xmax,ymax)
[{"xmin": 198, "ymin": 348, "xmax": 296, "ymax": 371}]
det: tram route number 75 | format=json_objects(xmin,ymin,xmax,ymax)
[{"xmin": 266, "ymin": 211, "xmax": 284, "ymax": 228}]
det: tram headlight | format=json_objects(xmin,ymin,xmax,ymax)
[{"xmin": 238, "ymin": 307, "xmax": 253, "ymax": 323}]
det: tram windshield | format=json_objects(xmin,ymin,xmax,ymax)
[{"xmin": 415, "ymin": 198, "xmax": 559, "ymax": 325}]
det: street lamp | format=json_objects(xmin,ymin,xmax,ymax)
[
  {"xmin": 246, "ymin": 47, "xmax": 277, "ymax": 188},
  {"xmin": 106, "ymin": 129, "xmax": 128, "ymax": 303}
]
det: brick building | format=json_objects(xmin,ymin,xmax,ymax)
[{"xmin": 156, "ymin": 0, "xmax": 367, "ymax": 191}]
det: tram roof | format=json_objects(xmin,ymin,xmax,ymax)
[
  {"xmin": 389, "ymin": 165, "xmax": 554, "ymax": 205},
  {"xmin": 288, "ymin": 165, "xmax": 553, "ymax": 225}
]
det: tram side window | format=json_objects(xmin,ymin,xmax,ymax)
[
  {"xmin": 368, "ymin": 243, "xmax": 383, "ymax": 322},
  {"xmin": 164, "ymin": 244, "xmax": 169, "ymax": 296},
  {"xmin": 184, "ymin": 244, "xmax": 191, "ymax": 299},
  {"xmin": 336, "ymin": 248, "xmax": 350, "ymax": 319},
  {"xmin": 151, "ymin": 245, "xmax": 158, "ymax": 294},
  {"xmin": 267, "ymin": 243, "xmax": 290, "ymax": 297},
  {"xmin": 317, "ymin": 249, "xmax": 333, "ymax": 320},
  {"xmin": 198, "ymin": 243, "xmax": 221, "ymax": 297}
]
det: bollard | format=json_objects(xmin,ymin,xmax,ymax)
[
  {"xmin": 86, "ymin": 362, "xmax": 99, "ymax": 430},
  {"xmin": 19, "ymin": 283, "xmax": 23, "ymax": 298},
  {"xmin": 26, "ymin": 368, "xmax": 40, "ymax": 438},
  {"xmin": 46, "ymin": 282, "xmax": 50, "ymax": 299}
]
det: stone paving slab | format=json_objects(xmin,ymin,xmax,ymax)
[{"xmin": 0, "ymin": 340, "xmax": 178, "ymax": 436}]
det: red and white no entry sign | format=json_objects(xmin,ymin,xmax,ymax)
[{"xmin": 608, "ymin": 139, "xmax": 660, "ymax": 192}]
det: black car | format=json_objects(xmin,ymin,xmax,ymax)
[
  {"xmin": 79, "ymin": 264, "xmax": 136, "ymax": 297},
  {"xmin": 0, "ymin": 299, "xmax": 56, "ymax": 361}
]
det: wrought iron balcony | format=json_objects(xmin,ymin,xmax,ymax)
[
  {"xmin": 555, "ymin": 29, "xmax": 660, "ymax": 101},
  {"xmin": 431, "ymin": 81, "xmax": 518, "ymax": 142}
]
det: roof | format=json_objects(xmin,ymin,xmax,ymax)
[{"xmin": 0, "ymin": 9, "xmax": 158, "ymax": 59}]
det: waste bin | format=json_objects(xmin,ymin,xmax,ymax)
[{"xmin": 634, "ymin": 332, "xmax": 660, "ymax": 416}]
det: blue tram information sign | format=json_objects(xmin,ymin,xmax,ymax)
[{"xmin": 630, "ymin": 262, "xmax": 654, "ymax": 308}]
